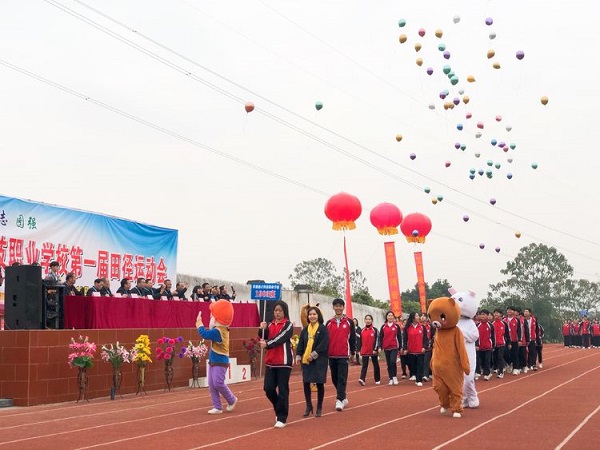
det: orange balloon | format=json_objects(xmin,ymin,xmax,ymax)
[
  {"xmin": 515, "ymin": 231, "xmax": 522, "ymax": 238},
  {"xmin": 492, "ymin": 61, "xmax": 501, "ymax": 69},
  {"xmin": 487, "ymin": 49, "xmax": 495, "ymax": 59},
  {"xmin": 399, "ymin": 34, "xmax": 407, "ymax": 43},
  {"xmin": 395, "ymin": 134, "xmax": 403, "ymax": 142},
  {"xmin": 541, "ymin": 96, "xmax": 549, "ymax": 105},
  {"xmin": 462, "ymin": 95, "xmax": 470, "ymax": 104},
  {"xmin": 435, "ymin": 29, "xmax": 443, "ymax": 38},
  {"xmin": 414, "ymin": 42, "xmax": 422, "ymax": 52},
  {"xmin": 244, "ymin": 102, "xmax": 255, "ymax": 113},
  {"xmin": 416, "ymin": 57, "xmax": 423, "ymax": 66},
  {"xmin": 431, "ymin": 198, "xmax": 438, "ymax": 205},
  {"xmin": 467, "ymin": 75, "xmax": 476, "ymax": 82}
]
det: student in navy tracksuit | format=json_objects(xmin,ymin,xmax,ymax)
[
  {"xmin": 379, "ymin": 311, "xmax": 402, "ymax": 385},
  {"xmin": 258, "ymin": 300, "xmax": 294, "ymax": 428},
  {"xmin": 326, "ymin": 298, "xmax": 356, "ymax": 412},
  {"xmin": 476, "ymin": 309, "xmax": 495, "ymax": 380},
  {"xmin": 402, "ymin": 312, "xmax": 428, "ymax": 386},
  {"xmin": 358, "ymin": 314, "xmax": 380, "ymax": 386}
]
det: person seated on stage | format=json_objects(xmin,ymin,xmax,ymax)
[
  {"xmin": 145, "ymin": 278, "xmax": 157, "ymax": 298},
  {"xmin": 129, "ymin": 277, "xmax": 147, "ymax": 297},
  {"xmin": 101, "ymin": 277, "xmax": 113, "ymax": 297},
  {"xmin": 86, "ymin": 278, "xmax": 104, "ymax": 296},
  {"xmin": 190, "ymin": 285, "xmax": 203, "ymax": 301},
  {"xmin": 157, "ymin": 279, "xmax": 174, "ymax": 300},
  {"xmin": 64, "ymin": 272, "xmax": 83, "ymax": 296},
  {"xmin": 44, "ymin": 261, "xmax": 62, "ymax": 284},
  {"xmin": 218, "ymin": 285, "xmax": 236, "ymax": 302},
  {"xmin": 116, "ymin": 278, "xmax": 132, "ymax": 297},
  {"xmin": 201, "ymin": 282, "xmax": 213, "ymax": 302},
  {"xmin": 175, "ymin": 281, "xmax": 189, "ymax": 300}
]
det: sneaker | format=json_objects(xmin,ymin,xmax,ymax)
[
  {"xmin": 401, "ymin": 374, "xmax": 407, "ymax": 379},
  {"xmin": 375, "ymin": 381, "xmax": 381, "ymax": 385},
  {"xmin": 335, "ymin": 400, "xmax": 343, "ymax": 411},
  {"xmin": 483, "ymin": 374, "xmax": 491, "ymax": 381},
  {"xmin": 207, "ymin": 408, "xmax": 223, "ymax": 415},
  {"xmin": 497, "ymin": 372, "xmax": 504, "ymax": 379},
  {"xmin": 453, "ymin": 412, "xmax": 462, "ymax": 418},
  {"xmin": 440, "ymin": 407, "xmax": 447, "ymax": 414},
  {"xmin": 393, "ymin": 377, "xmax": 399, "ymax": 385},
  {"xmin": 422, "ymin": 376, "xmax": 429, "ymax": 382},
  {"xmin": 533, "ymin": 367, "xmax": 538, "ymax": 371},
  {"xmin": 358, "ymin": 379, "xmax": 365, "ymax": 386},
  {"xmin": 512, "ymin": 369, "xmax": 520, "ymax": 375},
  {"xmin": 342, "ymin": 398, "xmax": 349, "ymax": 407},
  {"xmin": 274, "ymin": 421, "xmax": 286, "ymax": 428},
  {"xmin": 538, "ymin": 363, "xmax": 543, "ymax": 369},
  {"xmin": 474, "ymin": 373, "xmax": 480, "ymax": 380},
  {"xmin": 523, "ymin": 366, "xmax": 529, "ymax": 374},
  {"xmin": 226, "ymin": 397, "xmax": 238, "ymax": 412},
  {"xmin": 409, "ymin": 376, "xmax": 416, "ymax": 381},
  {"xmin": 388, "ymin": 379, "xmax": 394, "ymax": 386},
  {"xmin": 416, "ymin": 382, "xmax": 423, "ymax": 387}
]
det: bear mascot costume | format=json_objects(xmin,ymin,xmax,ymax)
[
  {"xmin": 428, "ymin": 296, "xmax": 470, "ymax": 417},
  {"xmin": 449, "ymin": 288, "xmax": 480, "ymax": 409}
]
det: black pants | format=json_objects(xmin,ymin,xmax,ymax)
[
  {"xmin": 593, "ymin": 336, "xmax": 600, "ymax": 347},
  {"xmin": 477, "ymin": 350, "xmax": 492, "ymax": 376},
  {"xmin": 518, "ymin": 344, "xmax": 527, "ymax": 369},
  {"xmin": 423, "ymin": 350, "xmax": 432, "ymax": 378},
  {"xmin": 263, "ymin": 366, "xmax": 291, "ymax": 423},
  {"xmin": 303, "ymin": 382, "xmax": 324, "ymax": 409},
  {"xmin": 527, "ymin": 341, "xmax": 537, "ymax": 368},
  {"xmin": 582, "ymin": 334, "xmax": 591, "ymax": 348},
  {"xmin": 537, "ymin": 344, "xmax": 543, "ymax": 363},
  {"xmin": 509, "ymin": 342, "xmax": 520, "ymax": 369},
  {"xmin": 563, "ymin": 335, "xmax": 570, "ymax": 347},
  {"xmin": 400, "ymin": 354, "xmax": 408, "ymax": 376},
  {"xmin": 493, "ymin": 345, "xmax": 505, "ymax": 374},
  {"xmin": 329, "ymin": 358, "xmax": 349, "ymax": 401},
  {"xmin": 407, "ymin": 353, "xmax": 424, "ymax": 382},
  {"xmin": 360, "ymin": 354, "xmax": 381, "ymax": 383},
  {"xmin": 384, "ymin": 349, "xmax": 398, "ymax": 380}
]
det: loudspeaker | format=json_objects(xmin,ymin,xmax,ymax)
[
  {"xmin": 5, "ymin": 265, "xmax": 43, "ymax": 330},
  {"xmin": 258, "ymin": 300, "xmax": 276, "ymax": 324}
]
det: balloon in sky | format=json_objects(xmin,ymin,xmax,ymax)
[
  {"xmin": 445, "ymin": 161, "xmax": 451, "ymax": 168},
  {"xmin": 458, "ymin": 89, "xmax": 465, "ymax": 95},
  {"xmin": 418, "ymin": 28, "xmax": 426, "ymax": 37},
  {"xmin": 510, "ymin": 143, "xmax": 516, "ymax": 150},
  {"xmin": 498, "ymin": 141, "xmax": 505, "ymax": 148},
  {"xmin": 463, "ymin": 215, "xmax": 469, "ymax": 222},
  {"xmin": 531, "ymin": 162, "xmax": 539, "ymax": 169},
  {"xmin": 466, "ymin": 112, "xmax": 472, "ymax": 119},
  {"xmin": 477, "ymin": 121, "xmax": 484, "ymax": 129},
  {"xmin": 440, "ymin": 91, "xmax": 448, "ymax": 99},
  {"xmin": 495, "ymin": 115, "xmax": 502, "ymax": 122},
  {"xmin": 541, "ymin": 96, "xmax": 549, "ymax": 105},
  {"xmin": 493, "ymin": 62, "xmax": 501, "ymax": 69},
  {"xmin": 490, "ymin": 198, "xmax": 497, "ymax": 205},
  {"xmin": 475, "ymin": 151, "xmax": 481, "ymax": 158},
  {"xmin": 507, "ymin": 173, "xmax": 513, "ymax": 179},
  {"xmin": 491, "ymin": 139, "xmax": 497, "ymax": 146},
  {"xmin": 443, "ymin": 65, "xmax": 452, "ymax": 75},
  {"xmin": 315, "ymin": 101, "xmax": 323, "ymax": 111},
  {"xmin": 424, "ymin": 186, "xmax": 431, "ymax": 193},
  {"xmin": 469, "ymin": 174, "xmax": 475, "ymax": 180},
  {"xmin": 453, "ymin": 15, "xmax": 461, "ymax": 24},
  {"xmin": 463, "ymin": 95, "xmax": 470, "ymax": 104},
  {"xmin": 485, "ymin": 17, "xmax": 494, "ymax": 26},
  {"xmin": 494, "ymin": 162, "xmax": 501, "ymax": 169},
  {"xmin": 427, "ymin": 67, "xmax": 434, "ymax": 75},
  {"xmin": 410, "ymin": 153, "xmax": 417, "ymax": 160},
  {"xmin": 454, "ymin": 142, "xmax": 461, "ymax": 149},
  {"xmin": 457, "ymin": 123, "xmax": 464, "ymax": 131},
  {"xmin": 469, "ymin": 168, "xmax": 476, "ymax": 174},
  {"xmin": 489, "ymin": 31, "xmax": 497, "ymax": 40},
  {"xmin": 450, "ymin": 76, "xmax": 459, "ymax": 85},
  {"xmin": 428, "ymin": 103, "xmax": 436, "ymax": 110},
  {"xmin": 431, "ymin": 198, "xmax": 438, "ymax": 205},
  {"xmin": 506, "ymin": 125, "xmax": 512, "ymax": 132},
  {"xmin": 438, "ymin": 43, "xmax": 446, "ymax": 51},
  {"xmin": 398, "ymin": 19, "xmax": 407, "ymax": 27},
  {"xmin": 507, "ymin": 158, "xmax": 513, "ymax": 163},
  {"xmin": 415, "ymin": 43, "xmax": 422, "ymax": 52},
  {"xmin": 479, "ymin": 243, "xmax": 485, "ymax": 249},
  {"xmin": 437, "ymin": 195, "xmax": 444, "ymax": 202},
  {"xmin": 487, "ymin": 159, "xmax": 494, "ymax": 166},
  {"xmin": 244, "ymin": 102, "xmax": 254, "ymax": 113},
  {"xmin": 477, "ymin": 169, "xmax": 484, "ymax": 175},
  {"xmin": 515, "ymin": 232, "xmax": 521, "ymax": 238},
  {"xmin": 460, "ymin": 144, "xmax": 466, "ymax": 151},
  {"xmin": 395, "ymin": 134, "xmax": 403, "ymax": 142},
  {"xmin": 467, "ymin": 75, "xmax": 476, "ymax": 82},
  {"xmin": 416, "ymin": 57, "xmax": 423, "ymax": 66},
  {"xmin": 443, "ymin": 50, "xmax": 451, "ymax": 59},
  {"xmin": 495, "ymin": 247, "xmax": 501, "ymax": 253},
  {"xmin": 516, "ymin": 50, "xmax": 525, "ymax": 60},
  {"xmin": 435, "ymin": 29, "xmax": 443, "ymax": 38},
  {"xmin": 475, "ymin": 132, "xmax": 482, "ymax": 139},
  {"xmin": 399, "ymin": 34, "xmax": 407, "ymax": 43},
  {"xmin": 487, "ymin": 49, "xmax": 495, "ymax": 59}
]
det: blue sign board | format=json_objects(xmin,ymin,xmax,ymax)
[{"xmin": 251, "ymin": 283, "xmax": 282, "ymax": 301}]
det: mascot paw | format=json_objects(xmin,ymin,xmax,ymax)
[
  {"xmin": 452, "ymin": 412, "xmax": 462, "ymax": 418},
  {"xmin": 440, "ymin": 407, "xmax": 447, "ymax": 414}
]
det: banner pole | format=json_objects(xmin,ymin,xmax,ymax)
[{"xmin": 259, "ymin": 300, "xmax": 266, "ymax": 378}]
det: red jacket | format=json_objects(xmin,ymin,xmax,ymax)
[
  {"xmin": 476, "ymin": 321, "xmax": 495, "ymax": 351},
  {"xmin": 326, "ymin": 316, "xmax": 356, "ymax": 358},
  {"xmin": 260, "ymin": 319, "xmax": 294, "ymax": 368},
  {"xmin": 379, "ymin": 322, "xmax": 402, "ymax": 350},
  {"xmin": 592, "ymin": 324, "xmax": 600, "ymax": 337},
  {"xmin": 402, "ymin": 323, "xmax": 427, "ymax": 354},
  {"xmin": 360, "ymin": 325, "xmax": 379, "ymax": 356},
  {"xmin": 493, "ymin": 319, "xmax": 506, "ymax": 346},
  {"xmin": 505, "ymin": 316, "xmax": 521, "ymax": 343},
  {"xmin": 572, "ymin": 323, "xmax": 581, "ymax": 335},
  {"xmin": 526, "ymin": 316, "xmax": 537, "ymax": 341},
  {"xmin": 581, "ymin": 320, "xmax": 591, "ymax": 335},
  {"xmin": 562, "ymin": 324, "xmax": 571, "ymax": 336},
  {"xmin": 519, "ymin": 316, "xmax": 529, "ymax": 345}
]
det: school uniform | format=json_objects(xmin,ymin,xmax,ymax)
[
  {"xmin": 492, "ymin": 318, "xmax": 507, "ymax": 376},
  {"xmin": 379, "ymin": 322, "xmax": 402, "ymax": 383},
  {"xmin": 525, "ymin": 316, "xmax": 539, "ymax": 369},
  {"xmin": 562, "ymin": 323, "xmax": 571, "ymax": 347},
  {"xmin": 359, "ymin": 325, "xmax": 381, "ymax": 384},
  {"xmin": 581, "ymin": 320, "xmax": 591, "ymax": 348},
  {"xmin": 326, "ymin": 315, "xmax": 356, "ymax": 404},
  {"xmin": 402, "ymin": 323, "xmax": 428, "ymax": 383},
  {"xmin": 591, "ymin": 323, "xmax": 600, "ymax": 347},
  {"xmin": 476, "ymin": 320, "xmax": 495, "ymax": 377},
  {"xmin": 505, "ymin": 316, "xmax": 522, "ymax": 371}
]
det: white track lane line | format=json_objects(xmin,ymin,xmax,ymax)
[{"xmin": 554, "ymin": 404, "xmax": 600, "ymax": 450}]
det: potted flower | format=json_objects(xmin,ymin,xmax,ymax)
[
  {"xmin": 156, "ymin": 336, "xmax": 184, "ymax": 391},
  {"xmin": 179, "ymin": 340, "xmax": 209, "ymax": 387},
  {"xmin": 242, "ymin": 337, "xmax": 261, "ymax": 378},
  {"xmin": 68, "ymin": 335, "xmax": 96, "ymax": 402},
  {"xmin": 131, "ymin": 334, "xmax": 152, "ymax": 395},
  {"xmin": 100, "ymin": 342, "xmax": 132, "ymax": 399}
]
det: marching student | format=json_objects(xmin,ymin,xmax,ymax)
[
  {"xmin": 562, "ymin": 320, "xmax": 571, "ymax": 347},
  {"xmin": 515, "ymin": 308, "xmax": 530, "ymax": 373},
  {"xmin": 536, "ymin": 322, "xmax": 545, "ymax": 369},
  {"xmin": 358, "ymin": 314, "xmax": 381, "ymax": 386},
  {"xmin": 581, "ymin": 315, "xmax": 591, "ymax": 349},
  {"xmin": 476, "ymin": 309, "xmax": 495, "ymax": 381},
  {"xmin": 523, "ymin": 308, "xmax": 539, "ymax": 370},
  {"xmin": 399, "ymin": 318, "xmax": 409, "ymax": 379},
  {"xmin": 258, "ymin": 300, "xmax": 294, "ymax": 428},
  {"xmin": 591, "ymin": 319, "xmax": 600, "ymax": 348},
  {"xmin": 505, "ymin": 306, "xmax": 522, "ymax": 375},
  {"xmin": 402, "ymin": 312, "xmax": 428, "ymax": 387},
  {"xmin": 421, "ymin": 314, "xmax": 434, "ymax": 382},
  {"xmin": 572, "ymin": 319, "xmax": 581, "ymax": 348},
  {"xmin": 326, "ymin": 298, "xmax": 356, "ymax": 412},
  {"xmin": 492, "ymin": 308, "xmax": 507, "ymax": 378},
  {"xmin": 379, "ymin": 311, "xmax": 402, "ymax": 385}
]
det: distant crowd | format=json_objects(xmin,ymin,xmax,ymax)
[{"xmin": 561, "ymin": 317, "xmax": 600, "ymax": 348}]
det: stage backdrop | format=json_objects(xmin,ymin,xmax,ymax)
[{"xmin": 0, "ymin": 195, "xmax": 178, "ymax": 300}]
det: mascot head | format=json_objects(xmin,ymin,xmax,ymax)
[
  {"xmin": 209, "ymin": 299, "xmax": 234, "ymax": 328},
  {"xmin": 427, "ymin": 296, "xmax": 461, "ymax": 329},
  {"xmin": 448, "ymin": 288, "xmax": 478, "ymax": 319}
]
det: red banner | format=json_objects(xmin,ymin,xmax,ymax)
[
  {"xmin": 384, "ymin": 242, "xmax": 402, "ymax": 317},
  {"xmin": 343, "ymin": 235, "xmax": 353, "ymax": 318},
  {"xmin": 414, "ymin": 251, "xmax": 427, "ymax": 313}
]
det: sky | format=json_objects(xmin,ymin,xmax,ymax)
[{"xmin": 1, "ymin": 0, "xmax": 599, "ymax": 302}]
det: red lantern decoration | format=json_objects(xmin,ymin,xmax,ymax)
[
  {"xmin": 400, "ymin": 212, "xmax": 432, "ymax": 243},
  {"xmin": 369, "ymin": 202, "xmax": 403, "ymax": 235},
  {"xmin": 324, "ymin": 192, "xmax": 362, "ymax": 231}
]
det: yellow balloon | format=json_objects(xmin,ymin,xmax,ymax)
[
  {"xmin": 416, "ymin": 57, "xmax": 423, "ymax": 66},
  {"xmin": 541, "ymin": 96, "xmax": 549, "ymax": 105},
  {"xmin": 399, "ymin": 34, "xmax": 407, "ymax": 43},
  {"xmin": 462, "ymin": 95, "xmax": 470, "ymax": 104},
  {"xmin": 414, "ymin": 42, "xmax": 422, "ymax": 52},
  {"xmin": 492, "ymin": 61, "xmax": 501, "ymax": 69},
  {"xmin": 515, "ymin": 232, "xmax": 522, "ymax": 238},
  {"xmin": 431, "ymin": 198, "xmax": 438, "ymax": 205},
  {"xmin": 487, "ymin": 49, "xmax": 495, "ymax": 59},
  {"xmin": 395, "ymin": 134, "xmax": 403, "ymax": 142},
  {"xmin": 435, "ymin": 29, "xmax": 443, "ymax": 38},
  {"xmin": 467, "ymin": 75, "xmax": 476, "ymax": 82}
]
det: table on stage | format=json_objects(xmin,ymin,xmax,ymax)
[{"xmin": 63, "ymin": 296, "xmax": 260, "ymax": 329}]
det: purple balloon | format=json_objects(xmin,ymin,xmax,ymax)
[
  {"xmin": 498, "ymin": 141, "xmax": 506, "ymax": 148},
  {"xmin": 455, "ymin": 142, "xmax": 461, "ymax": 149},
  {"xmin": 410, "ymin": 153, "xmax": 416, "ymax": 160},
  {"xmin": 426, "ymin": 67, "xmax": 434, "ymax": 75},
  {"xmin": 453, "ymin": 97, "xmax": 460, "ymax": 105},
  {"xmin": 485, "ymin": 17, "xmax": 493, "ymax": 26},
  {"xmin": 516, "ymin": 50, "xmax": 525, "ymax": 60},
  {"xmin": 495, "ymin": 247, "xmax": 501, "ymax": 253},
  {"xmin": 463, "ymin": 215, "xmax": 469, "ymax": 222},
  {"xmin": 479, "ymin": 243, "xmax": 485, "ymax": 249},
  {"xmin": 439, "ymin": 91, "xmax": 448, "ymax": 99},
  {"xmin": 443, "ymin": 50, "xmax": 451, "ymax": 59},
  {"xmin": 490, "ymin": 198, "xmax": 496, "ymax": 205}
]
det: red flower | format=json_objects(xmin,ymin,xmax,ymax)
[
  {"xmin": 168, "ymin": 339, "xmax": 175, "ymax": 345},
  {"xmin": 157, "ymin": 338, "xmax": 164, "ymax": 345},
  {"xmin": 166, "ymin": 347, "xmax": 173, "ymax": 353},
  {"xmin": 164, "ymin": 353, "xmax": 171, "ymax": 360},
  {"xmin": 156, "ymin": 347, "xmax": 163, "ymax": 354}
]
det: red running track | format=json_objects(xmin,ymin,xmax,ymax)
[{"xmin": 0, "ymin": 344, "xmax": 599, "ymax": 449}]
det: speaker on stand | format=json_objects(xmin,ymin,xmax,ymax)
[{"xmin": 4, "ymin": 265, "xmax": 44, "ymax": 330}]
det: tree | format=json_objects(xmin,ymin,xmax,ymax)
[
  {"xmin": 564, "ymin": 279, "xmax": 600, "ymax": 316},
  {"xmin": 288, "ymin": 258, "xmax": 343, "ymax": 297},
  {"xmin": 483, "ymin": 243, "xmax": 574, "ymax": 342},
  {"xmin": 400, "ymin": 279, "xmax": 453, "ymax": 310}
]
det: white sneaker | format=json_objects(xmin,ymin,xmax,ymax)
[
  {"xmin": 207, "ymin": 408, "xmax": 223, "ymax": 414},
  {"xmin": 512, "ymin": 369, "xmax": 520, "ymax": 375},
  {"xmin": 358, "ymin": 379, "xmax": 365, "ymax": 386},
  {"xmin": 416, "ymin": 382, "xmax": 423, "ymax": 387},
  {"xmin": 483, "ymin": 374, "xmax": 492, "ymax": 381},
  {"xmin": 453, "ymin": 412, "xmax": 462, "ymax": 418},
  {"xmin": 523, "ymin": 366, "xmax": 529, "ymax": 373},
  {"xmin": 388, "ymin": 379, "xmax": 394, "ymax": 386},
  {"xmin": 393, "ymin": 377, "xmax": 399, "ymax": 385},
  {"xmin": 226, "ymin": 397, "xmax": 237, "ymax": 412},
  {"xmin": 335, "ymin": 400, "xmax": 343, "ymax": 411},
  {"xmin": 401, "ymin": 374, "xmax": 407, "ymax": 379},
  {"xmin": 475, "ymin": 373, "xmax": 480, "ymax": 380},
  {"xmin": 497, "ymin": 372, "xmax": 504, "ymax": 379},
  {"xmin": 409, "ymin": 376, "xmax": 416, "ymax": 381},
  {"xmin": 440, "ymin": 407, "xmax": 447, "ymax": 414},
  {"xmin": 274, "ymin": 421, "xmax": 286, "ymax": 428},
  {"xmin": 422, "ymin": 376, "xmax": 429, "ymax": 382},
  {"xmin": 343, "ymin": 398, "xmax": 348, "ymax": 407},
  {"xmin": 538, "ymin": 363, "xmax": 543, "ymax": 369},
  {"xmin": 375, "ymin": 381, "xmax": 381, "ymax": 385}
]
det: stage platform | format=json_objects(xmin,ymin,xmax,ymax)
[{"xmin": 0, "ymin": 327, "xmax": 260, "ymax": 406}]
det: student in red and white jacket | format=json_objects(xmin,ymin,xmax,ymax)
[
  {"xmin": 505, "ymin": 306, "xmax": 522, "ymax": 375},
  {"xmin": 378, "ymin": 311, "xmax": 402, "ymax": 385},
  {"xmin": 591, "ymin": 319, "xmax": 600, "ymax": 348},
  {"xmin": 492, "ymin": 309, "xmax": 507, "ymax": 378},
  {"xmin": 581, "ymin": 316, "xmax": 591, "ymax": 349},
  {"xmin": 562, "ymin": 320, "xmax": 571, "ymax": 347},
  {"xmin": 420, "ymin": 314, "xmax": 435, "ymax": 382},
  {"xmin": 572, "ymin": 320, "xmax": 581, "ymax": 347},
  {"xmin": 402, "ymin": 312, "xmax": 428, "ymax": 386},
  {"xmin": 358, "ymin": 314, "xmax": 381, "ymax": 386},
  {"xmin": 326, "ymin": 298, "xmax": 356, "ymax": 412},
  {"xmin": 476, "ymin": 309, "xmax": 495, "ymax": 380},
  {"xmin": 258, "ymin": 300, "xmax": 294, "ymax": 428},
  {"xmin": 523, "ymin": 308, "xmax": 539, "ymax": 370},
  {"xmin": 516, "ymin": 308, "xmax": 530, "ymax": 373}
]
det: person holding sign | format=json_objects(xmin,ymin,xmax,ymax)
[{"xmin": 258, "ymin": 300, "xmax": 294, "ymax": 428}]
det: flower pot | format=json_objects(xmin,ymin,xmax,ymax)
[{"xmin": 76, "ymin": 367, "xmax": 89, "ymax": 403}]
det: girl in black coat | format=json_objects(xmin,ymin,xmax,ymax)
[{"xmin": 295, "ymin": 306, "xmax": 329, "ymax": 417}]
